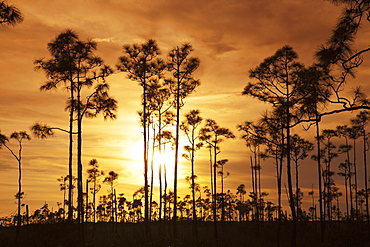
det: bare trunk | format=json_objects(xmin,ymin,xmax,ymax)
[
  {"xmin": 77, "ymin": 89, "xmax": 83, "ymax": 225},
  {"xmin": 353, "ymin": 139, "xmax": 358, "ymax": 220},
  {"xmin": 191, "ymin": 128, "xmax": 198, "ymax": 236},
  {"xmin": 364, "ymin": 131, "xmax": 369, "ymax": 221},
  {"xmin": 213, "ymin": 143, "xmax": 218, "ymax": 239},
  {"xmin": 173, "ymin": 72, "xmax": 180, "ymax": 237},
  {"xmin": 17, "ymin": 158, "xmax": 21, "ymax": 228},
  {"xmin": 143, "ymin": 80, "xmax": 149, "ymax": 235},
  {"xmin": 316, "ymin": 115, "xmax": 324, "ymax": 242},
  {"xmin": 86, "ymin": 179, "xmax": 89, "ymax": 222},
  {"xmin": 68, "ymin": 87, "xmax": 74, "ymax": 222}
]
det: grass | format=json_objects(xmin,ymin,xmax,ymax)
[{"xmin": 1, "ymin": 221, "xmax": 370, "ymax": 247}]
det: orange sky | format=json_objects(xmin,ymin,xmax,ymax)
[{"xmin": 2, "ymin": 0, "xmax": 368, "ymax": 217}]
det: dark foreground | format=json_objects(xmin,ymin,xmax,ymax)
[{"xmin": 1, "ymin": 221, "xmax": 370, "ymax": 247}]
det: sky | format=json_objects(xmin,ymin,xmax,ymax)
[{"xmin": 1, "ymin": 0, "xmax": 369, "ymax": 218}]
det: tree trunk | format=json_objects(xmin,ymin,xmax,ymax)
[
  {"xmin": 76, "ymin": 86, "xmax": 85, "ymax": 246},
  {"xmin": 86, "ymin": 179, "xmax": 89, "ymax": 222},
  {"xmin": 286, "ymin": 76, "xmax": 296, "ymax": 247},
  {"xmin": 17, "ymin": 158, "xmax": 21, "ymax": 228},
  {"xmin": 345, "ymin": 138, "xmax": 353, "ymax": 220},
  {"xmin": 143, "ymin": 81, "xmax": 149, "ymax": 235},
  {"xmin": 68, "ymin": 86, "xmax": 74, "ymax": 222},
  {"xmin": 158, "ymin": 112, "xmax": 163, "ymax": 221},
  {"xmin": 363, "ymin": 131, "xmax": 369, "ymax": 221},
  {"xmin": 93, "ymin": 178, "xmax": 96, "ymax": 223},
  {"xmin": 316, "ymin": 119, "xmax": 324, "ymax": 241},
  {"xmin": 150, "ymin": 124, "xmax": 155, "ymax": 221},
  {"xmin": 213, "ymin": 142, "xmax": 218, "ymax": 240},
  {"xmin": 295, "ymin": 160, "xmax": 299, "ymax": 220},
  {"xmin": 276, "ymin": 150, "xmax": 283, "ymax": 247},
  {"xmin": 173, "ymin": 71, "xmax": 180, "ymax": 237},
  {"xmin": 353, "ymin": 139, "xmax": 358, "ymax": 220},
  {"xmin": 191, "ymin": 129, "xmax": 198, "ymax": 237}
]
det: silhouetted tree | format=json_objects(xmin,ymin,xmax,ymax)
[
  {"xmin": 0, "ymin": 131, "xmax": 30, "ymax": 233},
  {"xmin": 157, "ymin": 130, "xmax": 175, "ymax": 221},
  {"xmin": 319, "ymin": 129, "xmax": 338, "ymax": 221},
  {"xmin": 290, "ymin": 134, "xmax": 314, "ymax": 218},
  {"xmin": 86, "ymin": 159, "xmax": 104, "ymax": 223},
  {"xmin": 0, "ymin": 1, "xmax": 23, "ymax": 27},
  {"xmin": 351, "ymin": 111, "xmax": 370, "ymax": 220},
  {"xmin": 103, "ymin": 171, "xmax": 119, "ymax": 222},
  {"xmin": 35, "ymin": 30, "xmax": 117, "ymax": 225},
  {"xmin": 243, "ymin": 45, "xmax": 305, "ymax": 247},
  {"xmin": 238, "ymin": 121, "xmax": 265, "ymax": 222},
  {"xmin": 31, "ymin": 122, "xmax": 77, "ymax": 220},
  {"xmin": 200, "ymin": 119, "xmax": 235, "ymax": 239},
  {"xmin": 146, "ymin": 78, "xmax": 173, "ymax": 221},
  {"xmin": 166, "ymin": 43, "xmax": 200, "ymax": 235},
  {"xmin": 315, "ymin": 0, "xmax": 370, "ymax": 116},
  {"xmin": 217, "ymin": 159, "xmax": 229, "ymax": 223},
  {"xmin": 117, "ymin": 39, "xmax": 165, "ymax": 227},
  {"xmin": 337, "ymin": 125, "xmax": 354, "ymax": 219},
  {"xmin": 297, "ymin": 64, "xmax": 331, "ymax": 239},
  {"xmin": 180, "ymin": 109, "xmax": 203, "ymax": 236},
  {"xmin": 57, "ymin": 175, "xmax": 68, "ymax": 219},
  {"xmin": 348, "ymin": 125, "xmax": 361, "ymax": 219},
  {"xmin": 236, "ymin": 184, "xmax": 247, "ymax": 221}
]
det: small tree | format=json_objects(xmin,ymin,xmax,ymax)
[
  {"xmin": 290, "ymin": 134, "xmax": 314, "ymax": 218},
  {"xmin": 180, "ymin": 109, "xmax": 203, "ymax": 236},
  {"xmin": 103, "ymin": 171, "xmax": 119, "ymax": 222},
  {"xmin": 57, "ymin": 175, "xmax": 69, "ymax": 219},
  {"xmin": 0, "ymin": 131, "xmax": 31, "ymax": 230},
  {"xmin": 217, "ymin": 159, "xmax": 229, "ymax": 223},
  {"xmin": 86, "ymin": 159, "xmax": 104, "ymax": 223},
  {"xmin": 200, "ymin": 119, "xmax": 235, "ymax": 239}
]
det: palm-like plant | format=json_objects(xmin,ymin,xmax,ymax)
[{"xmin": 0, "ymin": 1, "xmax": 23, "ymax": 26}]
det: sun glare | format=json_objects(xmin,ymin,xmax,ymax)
[{"xmin": 122, "ymin": 140, "xmax": 182, "ymax": 186}]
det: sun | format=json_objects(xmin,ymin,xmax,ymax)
[
  {"xmin": 121, "ymin": 137, "xmax": 191, "ymax": 196},
  {"xmin": 123, "ymin": 139, "xmax": 177, "ymax": 181}
]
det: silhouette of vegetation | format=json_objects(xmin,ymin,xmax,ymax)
[
  {"xmin": 0, "ymin": 131, "xmax": 30, "ymax": 239},
  {"xmin": 166, "ymin": 43, "xmax": 200, "ymax": 236},
  {"xmin": 117, "ymin": 39, "xmax": 165, "ymax": 229},
  {"xmin": 0, "ymin": 1, "xmax": 23, "ymax": 27},
  {"xmin": 200, "ymin": 119, "xmax": 235, "ymax": 239},
  {"xmin": 180, "ymin": 109, "xmax": 203, "ymax": 236},
  {"xmin": 86, "ymin": 159, "xmax": 104, "ymax": 223},
  {"xmin": 35, "ymin": 30, "xmax": 117, "ymax": 228}
]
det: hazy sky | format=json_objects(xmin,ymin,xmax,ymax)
[{"xmin": 1, "ymin": 0, "xmax": 366, "ymax": 217}]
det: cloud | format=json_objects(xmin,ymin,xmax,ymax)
[{"xmin": 92, "ymin": 37, "xmax": 116, "ymax": 43}]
